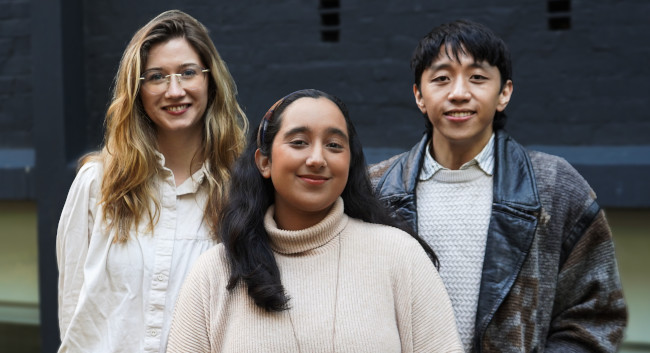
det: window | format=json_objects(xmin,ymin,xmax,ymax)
[
  {"xmin": 547, "ymin": 0, "xmax": 571, "ymax": 30},
  {"xmin": 320, "ymin": 0, "xmax": 340, "ymax": 42}
]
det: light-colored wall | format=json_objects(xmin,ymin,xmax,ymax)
[
  {"xmin": 0, "ymin": 202, "xmax": 647, "ymax": 350},
  {"xmin": 0, "ymin": 201, "xmax": 39, "ymax": 325},
  {"xmin": 607, "ymin": 209, "xmax": 650, "ymax": 352}
]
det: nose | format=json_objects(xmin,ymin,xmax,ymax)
[
  {"xmin": 448, "ymin": 79, "xmax": 471, "ymax": 102},
  {"xmin": 165, "ymin": 74, "xmax": 186, "ymax": 98},
  {"xmin": 306, "ymin": 145, "xmax": 326, "ymax": 169}
]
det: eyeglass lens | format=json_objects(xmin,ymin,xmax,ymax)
[{"xmin": 140, "ymin": 65, "xmax": 208, "ymax": 94}]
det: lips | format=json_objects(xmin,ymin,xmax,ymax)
[
  {"xmin": 299, "ymin": 174, "xmax": 330, "ymax": 185},
  {"xmin": 446, "ymin": 111, "xmax": 473, "ymax": 117},
  {"xmin": 445, "ymin": 110, "xmax": 474, "ymax": 122}
]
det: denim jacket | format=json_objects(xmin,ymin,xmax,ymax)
[{"xmin": 369, "ymin": 130, "xmax": 627, "ymax": 352}]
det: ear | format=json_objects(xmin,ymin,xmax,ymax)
[
  {"xmin": 413, "ymin": 84, "xmax": 427, "ymax": 114},
  {"xmin": 496, "ymin": 80, "xmax": 514, "ymax": 112},
  {"xmin": 254, "ymin": 148, "xmax": 271, "ymax": 179}
]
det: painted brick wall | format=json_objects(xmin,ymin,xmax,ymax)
[
  {"xmin": 0, "ymin": 0, "xmax": 31, "ymax": 148},
  {"xmin": 79, "ymin": 0, "xmax": 649, "ymax": 155},
  {"xmin": 2, "ymin": 1, "xmax": 648, "ymax": 154}
]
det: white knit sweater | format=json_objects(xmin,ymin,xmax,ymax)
[
  {"xmin": 167, "ymin": 198, "xmax": 463, "ymax": 353},
  {"xmin": 417, "ymin": 164, "xmax": 492, "ymax": 352}
]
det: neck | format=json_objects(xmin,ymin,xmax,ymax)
[
  {"xmin": 431, "ymin": 131, "xmax": 492, "ymax": 170},
  {"xmin": 156, "ymin": 129, "xmax": 203, "ymax": 185},
  {"xmin": 265, "ymin": 198, "xmax": 345, "ymax": 255},
  {"xmin": 273, "ymin": 204, "xmax": 334, "ymax": 231}
]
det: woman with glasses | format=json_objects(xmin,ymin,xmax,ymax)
[
  {"xmin": 166, "ymin": 89, "xmax": 462, "ymax": 353},
  {"xmin": 56, "ymin": 10, "xmax": 248, "ymax": 353}
]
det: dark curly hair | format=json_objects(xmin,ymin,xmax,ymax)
[{"xmin": 219, "ymin": 89, "xmax": 439, "ymax": 312}]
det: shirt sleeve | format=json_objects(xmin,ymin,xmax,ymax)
[
  {"xmin": 56, "ymin": 162, "xmax": 101, "ymax": 339},
  {"xmin": 166, "ymin": 249, "xmax": 215, "ymax": 353}
]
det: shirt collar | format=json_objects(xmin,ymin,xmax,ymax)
[
  {"xmin": 419, "ymin": 133, "xmax": 495, "ymax": 181},
  {"xmin": 155, "ymin": 150, "xmax": 209, "ymax": 195}
]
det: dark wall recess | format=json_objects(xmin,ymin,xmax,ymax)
[
  {"xmin": 319, "ymin": 0, "xmax": 340, "ymax": 42},
  {"xmin": 548, "ymin": 0, "xmax": 571, "ymax": 30}
]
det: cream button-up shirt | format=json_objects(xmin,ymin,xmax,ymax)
[{"xmin": 56, "ymin": 156, "xmax": 216, "ymax": 353}]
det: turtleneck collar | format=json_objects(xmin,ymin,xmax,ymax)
[{"xmin": 264, "ymin": 197, "xmax": 348, "ymax": 255}]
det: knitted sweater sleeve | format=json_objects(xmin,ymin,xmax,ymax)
[
  {"xmin": 546, "ymin": 209, "xmax": 627, "ymax": 352},
  {"xmin": 538, "ymin": 155, "xmax": 627, "ymax": 352},
  {"xmin": 400, "ymin": 238, "xmax": 464, "ymax": 353},
  {"xmin": 167, "ymin": 248, "xmax": 217, "ymax": 353}
]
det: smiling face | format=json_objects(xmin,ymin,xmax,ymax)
[
  {"xmin": 414, "ymin": 45, "xmax": 513, "ymax": 159},
  {"xmin": 140, "ymin": 37, "xmax": 208, "ymax": 139},
  {"xmin": 255, "ymin": 97, "xmax": 351, "ymax": 230}
]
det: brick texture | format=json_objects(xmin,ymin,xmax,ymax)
[
  {"xmin": 3, "ymin": 0, "xmax": 649, "ymax": 153},
  {"xmin": 0, "ymin": 0, "xmax": 31, "ymax": 148}
]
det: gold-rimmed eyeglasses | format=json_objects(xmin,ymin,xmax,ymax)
[{"xmin": 139, "ymin": 64, "xmax": 210, "ymax": 94}]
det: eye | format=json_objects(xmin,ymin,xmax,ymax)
[
  {"xmin": 470, "ymin": 74, "xmax": 488, "ymax": 81},
  {"xmin": 432, "ymin": 75, "xmax": 449, "ymax": 83},
  {"xmin": 180, "ymin": 67, "xmax": 199, "ymax": 79},
  {"xmin": 288, "ymin": 139, "xmax": 308, "ymax": 147},
  {"xmin": 326, "ymin": 142, "xmax": 344, "ymax": 150},
  {"xmin": 144, "ymin": 71, "xmax": 166, "ymax": 83}
]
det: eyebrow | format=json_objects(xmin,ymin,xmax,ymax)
[
  {"xmin": 143, "ymin": 63, "xmax": 202, "ymax": 72},
  {"xmin": 429, "ymin": 61, "xmax": 490, "ymax": 72},
  {"xmin": 283, "ymin": 126, "xmax": 349, "ymax": 140}
]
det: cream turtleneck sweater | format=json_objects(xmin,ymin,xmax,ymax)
[{"xmin": 167, "ymin": 198, "xmax": 462, "ymax": 353}]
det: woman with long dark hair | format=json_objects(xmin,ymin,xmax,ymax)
[{"xmin": 167, "ymin": 89, "xmax": 462, "ymax": 352}]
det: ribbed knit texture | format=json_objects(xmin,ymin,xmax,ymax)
[
  {"xmin": 417, "ymin": 167, "xmax": 492, "ymax": 352},
  {"xmin": 167, "ymin": 198, "xmax": 463, "ymax": 353}
]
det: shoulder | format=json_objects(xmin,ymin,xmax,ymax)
[
  {"xmin": 527, "ymin": 149, "xmax": 596, "ymax": 200},
  {"xmin": 181, "ymin": 245, "xmax": 229, "ymax": 290},
  {"xmin": 345, "ymin": 218, "xmax": 428, "ymax": 260},
  {"xmin": 72, "ymin": 160, "xmax": 104, "ymax": 192},
  {"xmin": 528, "ymin": 150, "xmax": 583, "ymax": 177},
  {"xmin": 192, "ymin": 245, "xmax": 229, "ymax": 276},
  {"xmin": 77, "ymin": 159, "xmax": 103, "ymax": 180},
  {"xmin": 368, "ymin": 152, "xmax": 407, "ymax": 189},
  {"xmin": 368, "ymin": 135, "xmax": 429, "ymax": 192},
  {"xmin": 61, "ymin": 159, "xmax": 105, "ymax": 209}
]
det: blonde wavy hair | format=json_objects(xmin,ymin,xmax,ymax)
[{"xmin": 83, "ymin": 10, "xmax": 248, "ymax": 243}]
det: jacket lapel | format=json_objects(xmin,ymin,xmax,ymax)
[
  {"xmin": 474, "ymin": 130, "xmax": 541, "ymax": 350},
  {"xmin": 375, "ymin": 134, "xmax": 429, "ymax": 232}
]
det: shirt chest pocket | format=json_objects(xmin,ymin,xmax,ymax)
[
  {"xmin": 165, "ymin": 189, "xmax": 215, "ymax": 240},
  {"xmin": 175, "ymin": 224, "xmax": 212, "ymax": 240},
  {"xmin": 171, "ymin": 211, "xmax": 213, "ymax": 240}
]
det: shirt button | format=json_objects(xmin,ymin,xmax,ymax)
[
  {"xmin": 156, "ymin": 274, "xmax": 164, "ymax": 281},
  {"xmin": 151, "ymin": 329, "xmax": 158, "ymax": 337}
]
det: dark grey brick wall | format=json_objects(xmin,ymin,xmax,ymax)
[
  {"xmin": 0, "ymin": 0, "xmax": 31, "ymax": 148},
  {"xmin": 0, "ymin": 0, "xmax": 647, "ymax": 198},
  {"xmin": 78, "ymin": 0, "xmax": 649, "ymax": 154}
]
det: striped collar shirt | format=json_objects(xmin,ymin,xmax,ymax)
[{"xmin": 419, "ymin": 133, "xmax": 495, "ymax": 181}]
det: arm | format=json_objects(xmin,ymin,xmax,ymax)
[
  {"xmin": 546, "ymin": 208, "xmax": 628, "ymax": 352},
  {"xmin": 407, "ymin": 244, "xmax": 464, "ymax": 353},
  {"xmin": 166, "ymin": 250, "xmax": 215, "ymax": 353},
  {"xmin": 56, "ymin": 163, "xmax": 100, "ymax": 339}
]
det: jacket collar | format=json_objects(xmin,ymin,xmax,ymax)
[
  {"xmin": 386, "ymin": 129, "xmax": 541, "ymax": 210},
  {"xmin": 492, "ymin": 130, "xmax": 540, "ymax": 212}
]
